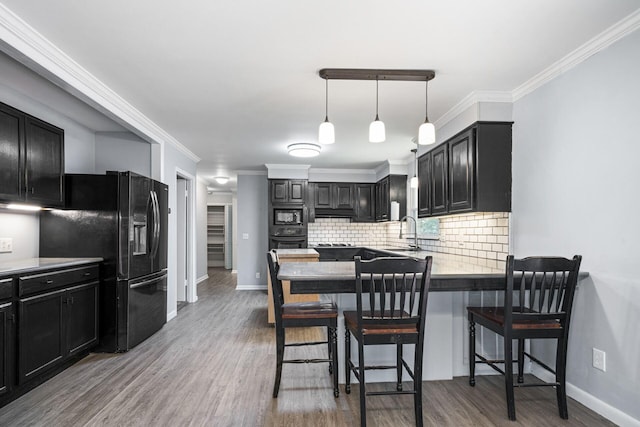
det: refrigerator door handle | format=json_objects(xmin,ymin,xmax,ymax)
[
  {"xmin": 130, "ymin": 276, "xmax": 163, "ymax": 289},
  {"xmin": 149, "ymin": 190, "xmax": 161, "ymax": 258}
]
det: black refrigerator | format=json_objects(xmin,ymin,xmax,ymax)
[{"xmin": 39, "ymin": 171, "xmax": 168, "ymax": 352}]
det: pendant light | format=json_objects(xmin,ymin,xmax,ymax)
[
  {"xmin": 410, "ymin": 148, "xmax": 419, "ymax": 188},
  {"xmin": 369, "ymin": 78, "xmax": 385, "ymax": 143},
  {"xmin": 318, "ymin": 78, "xmax": 335, "ymax": 144},
  {"xmin": 418, "ymin": 78, "xmax": 436, "ymax": 145}
]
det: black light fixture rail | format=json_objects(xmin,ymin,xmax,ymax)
[{"xmin": 319, "ymin": 68, "xmax": 435, "ymax": 82}]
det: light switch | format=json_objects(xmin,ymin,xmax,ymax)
[{"xmin": 242, "ymin": 233, "xmax": 249, "ymax": 240}]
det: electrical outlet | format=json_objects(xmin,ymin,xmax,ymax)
[
  {"xmin": 593, "ymin": 348, "xmax": 606, "ymax": 372},
  {"xmin": 0, "ymin": 237, "xmax": 13, "ymax": 253},
  {"xmin": 242, "ymin": 233, "xmax": 249, "ymax": 240},
  {"xmin": 255, "ymin": 272, "xmax": 261, "ymax": 279}
]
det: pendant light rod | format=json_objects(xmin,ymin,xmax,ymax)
[
  {"xmin": 424, "ymin": 78, "xmax": 430, "ymax": 122},
  {"xmin": 375, "ymin": 78, "xmax": 379, "ymax": 119},
  {"xmin": 319, "ymin": 68, "xmax": 434, "ymax": 82},
  {"xmin": 324, "ymin": 77, "xmax": 329, "ymax": 119}
]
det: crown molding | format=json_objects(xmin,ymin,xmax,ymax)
[
  {"xmin": 435, "ymin": 90, "xmax": 512, "ymax": 130},
  {"xmin": 309, "ymin": 168, "xmax": 377, "ymax": 175},
  {"xmin": 0, "ymin": 4, "xmax": 200, "ymax": 163},
  {"xmin": 512, "ymin": 8, "xmax": 640, "ymax": 101}
]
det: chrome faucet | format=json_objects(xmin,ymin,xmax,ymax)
[{"xmin": 399, "ymin": 215, "xmax": 420, "ymax": 250}]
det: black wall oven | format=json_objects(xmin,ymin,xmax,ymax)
[
  {"xmin": 267, "ymin": 180, "xmax": 309, "ymax": 250},
  {"xmin": 269, "ymin": 226, "xmax": 307, "ymax": 250}
]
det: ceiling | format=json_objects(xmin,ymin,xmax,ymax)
[{"xmin": 1, "ymin": 1, "xmax": 639, "ymax": 190}]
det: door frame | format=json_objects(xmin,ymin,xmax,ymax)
[{"xmin": 175, "ymin": 167, "xmax": 197, "ymax": 305}]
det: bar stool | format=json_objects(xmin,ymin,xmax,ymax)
[
  {"xmin": 467, "ymin": 255, "xmax": 582, "ymax": 421},
  {"xmin": 266, "ymin": 250, "xmax": 339, "ymax": 398},
  {"xmin": 344, "ymin": 256, "xmax": 433, "ymax": 427}
]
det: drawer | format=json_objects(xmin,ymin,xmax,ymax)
[
  {"xmin": 19, "ymin": 265, "xmax": 99, "ymax": 297},
  {"xmin": 0, "ymin": 277, "xmax": 12, "ymax": 300}
]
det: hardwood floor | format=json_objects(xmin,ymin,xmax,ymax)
[{"xmin": 0, "ymin": 268, "xmax": 615, "ymax": 426}]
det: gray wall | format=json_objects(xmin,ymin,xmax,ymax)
[
  {"xmin": 512, "ymin": 28, "xmax": 639, "ymax": 421},
  {"xmin": 0, "ymin": 51, "xmax": 97, "ymax": 262},
  {"xmin": 236, "ymin": 174, "xmax": 268, "ymax": 289},
  {"xmin": 95, "ymin": 132, "xmax": 151, "ymax": 176}
]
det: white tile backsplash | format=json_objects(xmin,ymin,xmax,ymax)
[{"xmin": 309, "ymin": 212, "xmax": 510, "ymax": 270}]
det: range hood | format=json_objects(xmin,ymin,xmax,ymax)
[{"xmin": 314, "ymin": 207, "xmax": 356, "ymax": 218}]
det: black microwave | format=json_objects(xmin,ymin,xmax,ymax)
[{"xmin": 274, "ymin": 208, "xmax": 303, "ymax": 225}]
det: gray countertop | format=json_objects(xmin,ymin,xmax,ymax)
[
  {"xmin": 278, "ymin": 248, "xmax": 589, "ymax": 293},
  {"xmin": 0, "ymin": 257, "xmax": 103, "ymax": 276}
]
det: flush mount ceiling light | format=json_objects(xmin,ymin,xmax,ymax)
[
  {"xmin": 418, "ymin": 78, "xmax": 436, "ymax": 145},
  {"xmin": 214, "ymin": 176, "xmax": 229, "ymax": 185},
  {"xmin": 318, "ymin": 77, "xmax": 335, "ymax": 144},
  {"xmin": 369, "ymin": 78, "xmax": 385, "ymax": 143},
  {"xmin": 318, "ymin": 68, "xmax": 435, "ymax": 144},
  {"xmin": 288, "ymin": 143, "xmax": 321, "ymax": 158}
]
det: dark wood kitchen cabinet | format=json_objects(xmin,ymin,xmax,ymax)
[
  {"xmin": 0, "ymin": 102, "xmax": 64, "ymax": 208},
  {"xmin": 354, "ymin": 183, "xmax": 375, "ymax": 222},
  {"xmin": 448, "ymin": 129, "xmax": 474, "ymax": 213},
  {"xmin": 313, "ymin": 183, "xmax": 355, "ymax": 210},
  {"xmin": 375, "ymin": 175, "xmax": 407, "ymax": 221},
  {"xmin": 418, "ymin": 122, "xmax": 512, "ymax": 217},
  {"xmin": 270, "ymin": 179, "xmax": 307, "ymax": 204},
  {"xmin": 17, "ymin": 266, "xmax": 99, "ymax": 384},
  {"xmin": 417, "ymin": 152, "xmax": 431, "ymax": 217},
  {"xmin": 430, "ymin": 144, "xmax": 448, "ymax": 215},
  {"xmin": 0, "ymin": 298, "xmax": 14, "ymax": 397}
]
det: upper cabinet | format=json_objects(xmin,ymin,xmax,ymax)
[
  {"xmin": 312, "ymin": 182, "xmax": 356, "ymax": 210},
  {"xmin": 269, "ymin": 179, "xmax": 307, "ymax": 204},
  {"xmin": 354, "ymin": 183, "xmax": 375, "ymax": 222},
  {"xmin": 375, "ymin": 175, "xmax": 407, "ymax": 222},
  {"xmin": 417, "ymin": 153, "xmax": 431, "ymax": 217},
  {"xmin": 0, "ymin": 102, "xmax": 64, "ymax": 208},
  {"xmin": 418, "ymin": 122, "xmax": 512, "ymax": 218}
]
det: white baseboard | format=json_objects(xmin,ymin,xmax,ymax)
[
  {"xmin": 235, "ymin": 284, "xmax": 267, "ymax": 291},
  {"xmin": 196, "ymin": 274, "xmax": 209, "ymax": 284},
  {"xmin": 532, "ymin": 365, "xmax": 640, "ymax": 427},
  {"xmin": 167, "ymin": 310, "xmax": 177, "ymax": 322}
]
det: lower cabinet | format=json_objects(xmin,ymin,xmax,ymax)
[
  {"xmin": 0, "ymin": 301, "xmax": 14, "ymax": 397},
  {"xmin": 18, "ymin": 281, "xmax": 98, "ymax": 384}
]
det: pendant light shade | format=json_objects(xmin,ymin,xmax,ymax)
[
  {"xmin": 418, "ymin": 78, "xmax": 436, "ymax": 145},
  {"xmin": 319, "ymin": 78, "xmax": 335, "ymax": 144},
  {"xmin": 369, "ymin": 118, "xmax": 385, "ymax": 143},
  {"xmin": 418, "ymin": 122, "xmax": 435, "ymax": 145},
  {"xmin": 369, "ymin": 79, "xmax": 385, "ymax": 143},
  {"xmin": 410, "ymin": 176, "xmax": 419, "ymax": 189}
]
